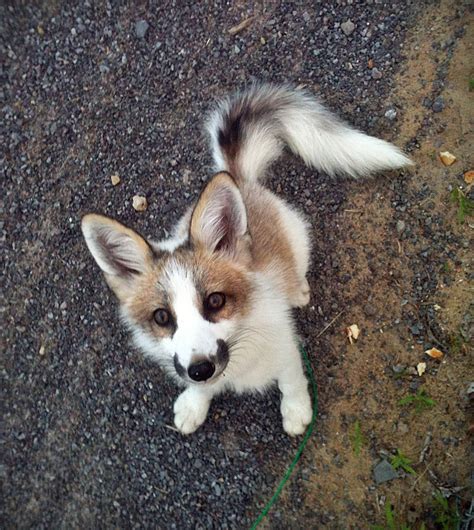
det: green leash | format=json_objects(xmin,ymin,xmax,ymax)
[{"xmin": 250, "ymin": 345, "xmax": 318, "ymax": 529}]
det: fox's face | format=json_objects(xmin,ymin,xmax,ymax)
[{"xmin": 82, "ymin": 173, "xmax": 254, "ymax": 384}]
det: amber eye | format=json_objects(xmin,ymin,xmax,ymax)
[
  {"xmin": 206, "ymin": 292, "xmax": 226, "ymax": 311},
  {"xmin": 154, "ymin": 308, "xmax": 170, "ymax": 326}
]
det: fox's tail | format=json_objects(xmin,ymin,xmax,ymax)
[{"xmin": 206, "ymin": 84, "xmax": 412, "ymax": 181}]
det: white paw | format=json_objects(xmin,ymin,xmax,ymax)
[
  {"xmin": 173, "ymin": 389, "xmax": 210, "ymax": 435},
  {"xmin": 281, "ymin": 391, "xmax": 312, "ymax": 436},
  {"xmin": 292, "ymin": 279, "xmax": 310, "ymax": 308}
]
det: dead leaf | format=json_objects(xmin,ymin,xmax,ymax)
[
  {"xmin": 228, "ymin": 16, "xmax": 255, "ymax": 36},
  {"xmin": 37, "ymin": 25, "xmax": 45, "ymax": 36},
  {"xmin": 111, "ymin": 174, "xmax": 121, "ymax": 186},
  {"xmin": 439, "ymin": 151, "xmax": 456, "ymax": 166},
  {"xmin": 416, "ymin": 362, "xmax": 427, "ymax": 376},
  {"xmin": 464, "ymin": 170, "xmax": 474, "ymax": 184},
  {"xmin": 346, "ymin": 324, "xmax": 360, "ymax": 344},
  {"xmin": 368, "ymin": 58, "xmax": 374, "ymax": 69},
  {"xmin": 39, "ymin": 344, "xmax": 45, "ymax": 356},
  {"xmin": 132, "ymin": 195, "xmax": 148, "ymax": 212},
  {"xmin": 425, "ymin": 347, "xmax": 444, "ymax": 360}
]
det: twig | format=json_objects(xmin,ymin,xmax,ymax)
[
  {"xmin": 412, "ymin": 461, "xmax": 433, "ymax": 489},
  {"xmin": 317, "ymin": 311, "xmax": 343, "ymax": 338},
  {"xmin": 228, "ymin": 16, "xmax": 256, "ymax": 35},
  {"xmin": 163, "ymin": 424, "xmax": 179, "ymax": 433}
]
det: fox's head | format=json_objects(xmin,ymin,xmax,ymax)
[{"xmin": 81, "ymin": 173, "xmax": 255, "ymax": 385}]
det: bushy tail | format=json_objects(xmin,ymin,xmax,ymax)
[{"xmin": 206, "ymin": 84, "xmax": 412, "ymax": 181}]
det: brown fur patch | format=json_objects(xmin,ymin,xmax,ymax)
[
  {"xmin": 124, "ymin": 249, "xmax": 252, "ymax": 337},
  {"xmin": 242, "ymin": 185, "xmax": 301, "ymax": 299},
  {"xmin": 191, "ymin": 250, "xmax": 252, "ymax": 322},
  {"xmin": 124, "ymin": 261, "xmax": 175, "ymax": 339}
]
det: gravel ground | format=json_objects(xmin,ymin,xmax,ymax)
[{"xmin": 2, "ymin": 1, "xmax": 471, "ymax": 528}]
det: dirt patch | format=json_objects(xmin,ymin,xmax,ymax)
[{"xmin": 267, "ymin": 4, "xmax": 473, "ymax": 529}]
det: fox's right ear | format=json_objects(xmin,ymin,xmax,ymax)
[{"xmin": 81, "ymin": 214, "xmax": 154, "ymax": 298}]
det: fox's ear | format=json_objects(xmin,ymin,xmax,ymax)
[
  {"xmin": 81, "ymin": 214, "xmax": 154, "ymax": 296},
  {"xmin": 190, "ymin": 172, "xmax": 248, "ymax": 258}
]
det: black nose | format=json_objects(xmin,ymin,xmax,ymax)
[{"xmin": 188, "ymin": 360, "xmax": 215, "ymax": 382}]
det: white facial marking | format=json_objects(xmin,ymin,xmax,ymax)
[{"xmin": 160, "ymin": 261, "xmax": 233, "ymax": 368}]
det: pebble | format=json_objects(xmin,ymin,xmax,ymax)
[
  {"xmin": 396, "ymin": 220, "xmax": 406, "ymax": 234},
  {"xmin": 341, "ymin": 20, "xmax": 356, "ymax": 36},
  {"xmin": 373, "ymin": 460, "xmax": 398, "ymax": 484},
  {"xmin": 135, "ymin": 20, "xmax": 149, "ymax": 39},
  {"xmin": 432, "ymin": 96, "xmax": 445, "ymax": 113},
  {"xmin": 111, "ymin": 174, "xmax": 121, "ymax": 186},
  {"xmin": 397, "ymin": 422, "xmax": 409, "ymax": 435},
  {"xmin": 132, "ymin": 195, "xmax": 148, "ymax": 212},
  {"xmin": 392, "ymin": 364, "xmax": 406, "ymax": 374},
  {"xmin": 371, "ymin": 68, "xmax": 383, "ymax": 80},
  {"xmin": 385, "ymin": 108, "xmax": 397, "ymax": 120}
]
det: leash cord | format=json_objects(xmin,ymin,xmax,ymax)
[{"xmin": 250, "ymin": 345, "xmax": 318, "ymax": 529}]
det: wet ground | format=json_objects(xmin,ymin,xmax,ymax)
[{"xmin": 2, "ymin": 1, "xmax": 473, "ymax": 528}]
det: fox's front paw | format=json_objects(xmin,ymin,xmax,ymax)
[
  {"xmin": 280, "ymin": 391, "xmax": 312, "ymax": 436},
  {"xmin": 173, "ymin": 388, "xmax": 210, "ymax": 434}
]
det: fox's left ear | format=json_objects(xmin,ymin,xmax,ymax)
[
  {"xmin": 190, "ymin": 172, "xmax": 249, "ymax": 259},
  {"xmin": 81, "ymin": 214, "xmax": 154, "ymax": 299}
]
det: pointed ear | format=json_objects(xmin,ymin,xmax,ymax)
[
  {"xmin": 81, "ymin": 214, "xmax": 154, "ymax": 297},
  {"xmin": 190, "ymin": 172, "xmax": 248, "ymax": 257}
]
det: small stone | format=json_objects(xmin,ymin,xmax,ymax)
[
  {"xmin": 132, "ymin": 195, "xmax": 148, "ymax": 212},
  {"xmin": 99, "ymin": 62, "xmax": 110, "ymax": 74},
  {"xmin": 373, "ymin": 459, "xmax": 398, "ymax": 484},
  {"xmin": 385, "ymin": 108, "xmax": 397, "ymax": 120},
  {"xmin": 397, "ymin": 422, "xmax": 409, "ymax": 435},
  {"xmin": 39, "ymin": 345, "xmax": 45, "ymax": 356},
  {"xmin": 371, "ymin": 67, "xmax": 383, "ymax": 80},
  {"xmin": 213, "ymin": 483, "xmax": 222, "ymax": 496},
  {"xmin": 392, "ymin": 364, "xmax": 406, "ymax": 374},
  {"xmin": 111, "ymin": 174, "xmax": 121, "ymax": 186},
  {"xmin": 135, "ymin": 20, "xmax": 149, "ymax": 39},
  {"xmin": 432, "ymin": 96, "xmax": 444, "ymax": 113},
  {"xmin": 341, "ymin": 20, "xmax": 356, "ymax": 36},
  {"xmin": 396, "ymin": 220, "xmax": 406, "ymax": 234}
]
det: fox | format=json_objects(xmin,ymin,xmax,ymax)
[{"xmin": 81, "ymin": 84, "xmax": 412, "ymax": 435}]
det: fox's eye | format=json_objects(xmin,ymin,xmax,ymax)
[
  {"xmin": 154, "ymin": 308, "xmax": 170, "ymax": 326},
  {"xmin": 206, "ymin": 292, "xmax": 226, "ymax": 311}
]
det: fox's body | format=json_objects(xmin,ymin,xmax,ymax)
[{"xmin": 82, "ymin": 85, "xmax": 411, "ymax": 435}]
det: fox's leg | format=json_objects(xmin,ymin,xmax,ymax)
[
  {"xmin": 277, "ymin": 340, "xmax": 313, "ymax": 436},
  {"xmin": 173, "ymin": 385, "xmax": 214, "ymax": 434}
]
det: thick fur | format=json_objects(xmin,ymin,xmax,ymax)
[
  {"xmin": 208, "ymin": 83, "xmax": 412, "ymax": 180},
  {"xmin": 82, "ymin": 84, "xmax": 411, "ymax": 436}
]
